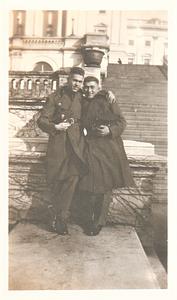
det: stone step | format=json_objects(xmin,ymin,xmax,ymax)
[
  {"xmin": 121, "ymin": 110, "xmax": 167, "ymax": 116},
  {"xmin": 107, "ymin": 89, "xmax": 166, "ymax": 95},
  {"xmin": 124, "ymin": 128, "xmax": 167, "ymax": 134},
  {"xmin": 109, "ymin": 93, "xmax": 167, "ymax": 100},
  {"xmin": 123, "ymin": 137, "xmax": 166, "ymax": 145},
  {"xmin": 9, "ymin": 223, "xmax": 160, "ymax": 290},
  {"xmin": 125, "ymin": 120, "xmax": 167, "ymax": 126},
  {"xmin": 124, "ymin": 132, "xmax": 167, "ymax": 139},
  {"xmin": 104, "ymin": 81, "xmax": 167, "ymax": 88},
  {"xmin": 125, "ymin": 121, "xmax": 167, "ymax": 126},
  {"xmin": 124, "ymin": 127, "xmax": 167, "ymax": 133},
  {"xmin": 122, "ymin": 108, "xmax": 167, "ymax": 113},
  {"xmin": 110, "ymin": 96, "xmax": 167, "ymax": 103},
  {"xmin": 104, "ymin": 80, "xmax": 167, "ymax": 87},
  {"xmin": 119, "ymin": 99, "xmax": 167, "ymax": 104},
  {"xmin": 107, "ymin": 65, "xmax": 167, "ymax": 81},
  {"xmin": 104, "ymin": 79, "xmax": 167, "ymax": 85}
]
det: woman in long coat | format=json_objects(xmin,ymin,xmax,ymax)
[{"xmin": 78, "ymin": 76, "xmax": 135, "ymax": 235}]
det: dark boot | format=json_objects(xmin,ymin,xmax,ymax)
[
  {"xmin": 54, "ymin": 215, "xmax": 68, "ymax": 235},
  {"xmin": 47, "ymin": 205, "xmax": 57, "ymax": 232},
  {"xmin": 83, "ymin": 194, "xmax": 103, "ymax": 236},
  {"xmin": 93, "ymin": 194, "xmax": 104, "ymax": 226},
  {"xmin": 48, "ymin": 206, "xmax": 68, "ymax": 235},
  {"xmin": 86, "ymin": 194, "xmax": 103, "ymax": 236}
]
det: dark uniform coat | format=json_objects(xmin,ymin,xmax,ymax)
[
  {"xmin": 79, "ymin": 90, "xmax": 135, "ymax": 193},
  {"xmin": 37, "ymin": 86, "xmax": 87, "ymax": 184}
]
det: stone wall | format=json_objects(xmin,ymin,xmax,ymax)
[{"xmin": 9, "ymin": 132, "xmax": 166, "ymax": 248}]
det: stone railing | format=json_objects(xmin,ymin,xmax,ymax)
[
  {"xmin": 9, "ymin": 71, "xmax": 69, "ymax": 100},
  {"xmin": 9, "ymin": 36, "xmax": 64, "ymax": 50}
]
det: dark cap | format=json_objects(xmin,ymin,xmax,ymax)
[{"xmin": 70, "ymin": 67, "xmax": 85, "ymax": 77}]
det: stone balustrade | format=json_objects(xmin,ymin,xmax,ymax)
[{"xmin": 9, "ymin": 71, "xmax": 69, "ymax": 100}]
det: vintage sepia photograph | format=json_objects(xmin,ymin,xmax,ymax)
[{"xmin": 7, "ymin": 7, "xmax": 168, "ymax": 292}]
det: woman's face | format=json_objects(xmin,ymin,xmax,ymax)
[{"xmin": 84, "ymin": 81, "xmax": 100, "ymax": 99}]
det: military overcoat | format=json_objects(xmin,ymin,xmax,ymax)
[
  {"xmin": 37, "ymin": 86, "xmax": 87, "ymax": 184},
  {"xmin": 79, "ymin": 91, "xmax": 135, "ymax": 193}
]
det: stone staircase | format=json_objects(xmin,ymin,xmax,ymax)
[{"xmin": 103, "ymin": 64, "xmax": 167, "ymax": 157}]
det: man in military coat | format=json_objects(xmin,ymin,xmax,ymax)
[
  {"xmin": 78, "ymin": 76, "xmax": 135, "ymax": 236},
  {"xmin": 37, "ymin": 67, "xmax": 87, "ymax": 235}
]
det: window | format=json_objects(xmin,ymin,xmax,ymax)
[
  {"xmin": 43, "ymin": 11, "xmax": 58, "ymax": 36},
  {"xmin": 94, "ymin": 23, "xmax": 107, "ymax": 34},
  {"xmin": 128, "ymin": 40, "xmax": 134, "ymax": 46},
  {"xmin": 13, "ymin": 10, "xmax": 26, "ymax": 36},
  {"xmin": 128, "ymin": 57, "xmax": 134, "ymax": 64},
  {"xmin": 33, "ymin": 62, "xmax": 53, "ymax": 72},
  {"xmin": 145, "ymin": 40, "xmax": 151, "ymax": 47},
  {"xmin": 96, "ymin": 29, "xmax": 106, "ymax": 34},
  {"xmin": 144, "ymin": 58, "xmax": 150, "ymax": 65}
]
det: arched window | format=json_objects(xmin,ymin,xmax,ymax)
[{"xmin": 33, "ymin": 62, "xmax": 53, "ymax": 72}]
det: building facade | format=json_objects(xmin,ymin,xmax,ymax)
[{"xmin": 9, "ymin": 10, "xmax": 168, "ymax": 73}]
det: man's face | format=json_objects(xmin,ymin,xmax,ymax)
[
  {"xmin": 68, "ymin": 74, "xmax": 84, "ymax": 93},
  {"xmin": 84, "ymin": 81, "xmax": 100, "ymax": 99}
]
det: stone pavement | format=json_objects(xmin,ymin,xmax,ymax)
[{"xmin": 9, "ymin": 222, "xmax": 160, "ymax": 290}]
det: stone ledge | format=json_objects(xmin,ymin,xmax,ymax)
[
  {"xmin": 9, "ymin": 223, "xmax": 160, "ymax": 289},
  {"xmin": 9, "ymin": 137, "xmax": 156, "ymax": 157}
]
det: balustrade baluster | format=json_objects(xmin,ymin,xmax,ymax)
[
  {"xmin": 35, "ymin": 79, "xmax": 40, "ymax": 98},
  {"xmin": 52, "ymin": 80, "xmax": 57, "ymax": 91}
]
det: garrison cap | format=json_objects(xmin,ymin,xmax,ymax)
[{"xmin": 70, "ymin": 67, "xmax": 85, "ymax": 77}]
